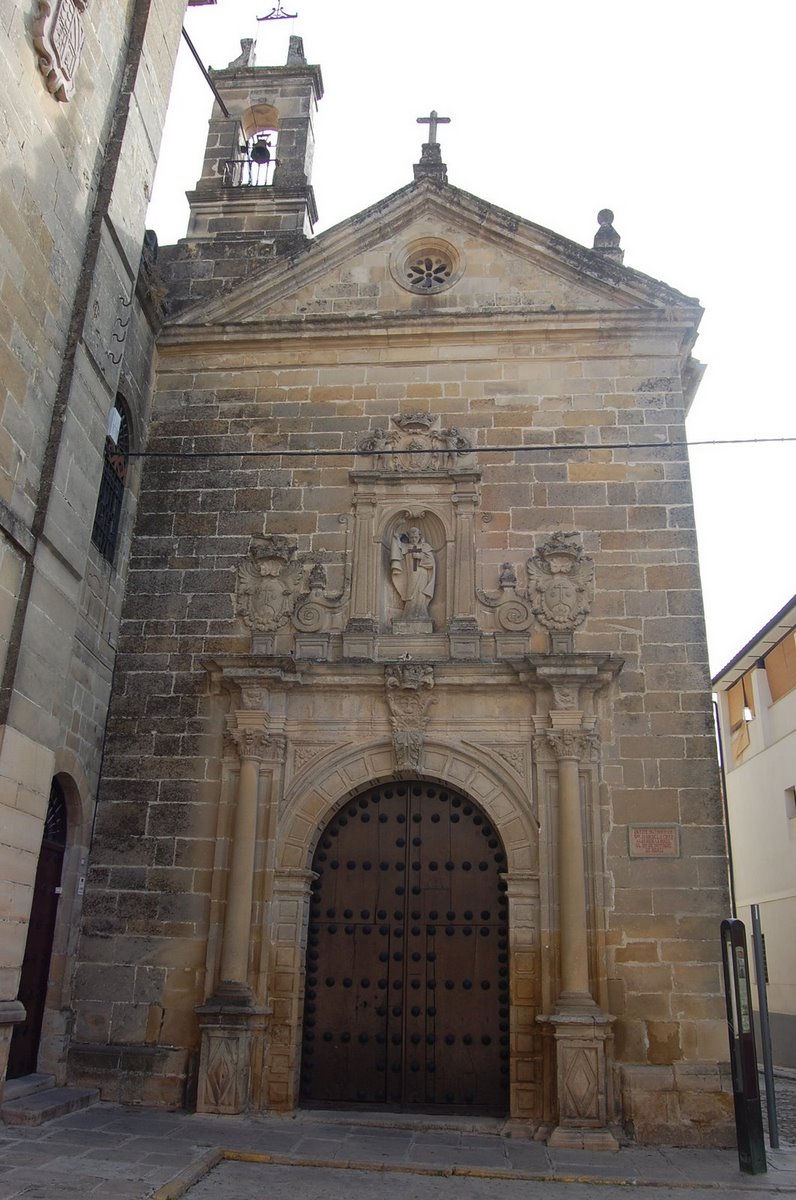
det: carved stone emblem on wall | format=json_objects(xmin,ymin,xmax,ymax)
[
  {"xmin": 384, "ymin": 663, "xmax": 434, "ymax": 772},
  {"xmin": 358, "ymin": 413, "xmax": 474, "ymax": 473},
  {"xmin": 235, "ymin": 537, "xmax": 304, "ymax": 633},
  {"xmin": 526, "ymin": 532, "xmax": 594, "ymax": 632},
  {"xmin": 33, "ymin": 0, "xmax": 89, "ymax": 102}
]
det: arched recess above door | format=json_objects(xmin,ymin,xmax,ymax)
[{"xmin": 278, "ymin": 737, "xmax": 539, "ymax": 877}]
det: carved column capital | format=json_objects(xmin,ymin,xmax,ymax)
[
  {"xmin": 227, "ymin": 718, "xmax": 272, "ymax": 761},
  {"xmin": 545, "ymin": 729, "xmax": 600, "ymax": 763}
]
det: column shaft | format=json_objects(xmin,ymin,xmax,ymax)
[
  {"xmin": 220, "ymin": 753, "xmax": 260, "ymax": 987},
  {"xmin": 557, "ymin": 754, "xmax": 591, "ymax": 1002}
]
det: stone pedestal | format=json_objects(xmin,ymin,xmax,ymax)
[
  {"xmin": 195, "ymin": 999, "xmax": 270, "ymax": 1115},
  {"xmin": 0, "ymin": 1000, "xmax": 25, "ymax": 1098},
  {"xmin": 541, "ymin": 1011, "xmax": 618, "ymax": 1150}
]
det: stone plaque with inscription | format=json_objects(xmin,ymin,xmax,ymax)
[{"xmin": 628, "ymin": 824, "xmax": 680, "ymax": 858}]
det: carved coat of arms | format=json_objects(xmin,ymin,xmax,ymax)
[
  {"xmin": 358, "ymin": 413, "xmax": 473, "ymax": 473},
  {"xmin": 33, "ymin": 0, "xmax": 89, "ymax": 102},
  {"xmin": 235, "ymin": 537, "xmax": 304, "ymax": 633},
  {"xmin": 526, "ymin": 532, "xmax": 594, "ymax": 632}
]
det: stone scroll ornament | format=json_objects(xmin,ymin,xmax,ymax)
[
  {"xmin": 235, "ymin": 536, "xmax": 304, "ymax": 633},
  {"xmin": 358, "ymin": 413, "xmax": 474, "ymax": 473},
  {"xmin": 526, "ymin": 531, "xmax": 594, "ymax": 632},
  {"xmin": 476, "ymin": 561, "xmax": 534, "ymax": 630},
  {"xmin": 384, "ymin": 663, "xmax": 434, "ymax": 772},
  {"xmin": 33, "ymin": 0, "xmax": 89, "ymax": 102}
]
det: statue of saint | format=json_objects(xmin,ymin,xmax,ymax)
[{"xmin": 390, "ymin": 526, "xmax": 436, "ymax": 620}]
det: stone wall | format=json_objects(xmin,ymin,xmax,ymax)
[{"xmin": 0, "ymin": 0, "xmax": 203, "ymax": 1087}]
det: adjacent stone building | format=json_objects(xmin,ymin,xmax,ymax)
[
  {"xmin": 67, "ymin": 40, "xmax": 734, "ymax": 1145},
  {"xmin": 0, "ymin": 0, "xmax": 213, "ymax": 1099}
]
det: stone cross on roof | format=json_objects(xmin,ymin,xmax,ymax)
[{"xmin": 417, "ymin": 110, "xmax": 450, "ymax": 145}]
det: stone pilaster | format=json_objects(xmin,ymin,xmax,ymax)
[
  {"xmin": 541, "ymin": 721, "xmax": 616, "ymax": 1149},
  {"xmin": 196, "ymin": 712, "xmax": 271, "ymax": 1115}
]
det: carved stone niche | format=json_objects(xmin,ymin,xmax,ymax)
[{"xmin": 346, "ymin": 415, "xmax": 481, "ymax": 660}]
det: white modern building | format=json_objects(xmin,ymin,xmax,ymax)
[{"xmin": 713, "ymin": 595, "xmax": 796, "ymax": 1068}]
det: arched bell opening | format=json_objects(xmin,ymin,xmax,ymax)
[
  {"xmin": 299, "ymin": 778, "xmax": 510, "ymax": 1114},
  {"xmin": 224, "ymin": 104, "xmax": 280, "ymax": 187}
]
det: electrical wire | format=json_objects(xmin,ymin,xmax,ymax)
[{"xmin": 127, "ymin": 435, "xmax": 796, "ymax": 460}]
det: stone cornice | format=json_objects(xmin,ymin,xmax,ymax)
[{"xmin": 157, "ymin": 309, "xmax": 700, "ymax": 356}]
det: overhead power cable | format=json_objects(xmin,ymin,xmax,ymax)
[{"xmin": 127, "ymin": 435, "xmax": 796, "ymax": 460}]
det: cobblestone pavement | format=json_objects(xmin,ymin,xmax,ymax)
[
  {"xmin": 762, "ymin": 1072, "xmax": 796, "ymax": 1146},
  {"xmin": 0, "ymin": 1090, "xmax": 794, "ymax": 1200}
]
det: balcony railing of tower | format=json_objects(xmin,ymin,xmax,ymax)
[{"xmin": 222, "ymin": 155, "xmax": 278, "ymax": 187}]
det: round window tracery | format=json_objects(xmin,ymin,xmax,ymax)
[
  {"xmin": 406, "ymin": 252, "xmax": 452, "ymax": 292},
  {"xmin": 390, "ymin": 238, "xmax": 463, "ymax": 295}
]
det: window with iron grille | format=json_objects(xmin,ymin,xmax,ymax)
[{"xmin": 91, "ymin": 397, "xmax": 130, "ymax": 563}]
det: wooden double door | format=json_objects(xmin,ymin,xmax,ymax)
[{"xmin": 301, "ymin": 781, "xmax": 509, "ymax": 1113}]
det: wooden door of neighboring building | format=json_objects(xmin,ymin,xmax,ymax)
[
  {"xmin": 7, "ymin": 782, "xmax": 67, "ymax": 1079},
  {"xmin": 301, "ymin": 780, "xmax": 509, "ymax": 1113}
]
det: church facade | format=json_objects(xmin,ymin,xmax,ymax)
[{"xmin": 66, "ymin": 39, "xmax": 735, "ymax": 1146}]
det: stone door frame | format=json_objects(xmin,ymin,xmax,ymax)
[{"xmin": 263, "ymin": 738, "xmax": 543, "ymax": 1119}]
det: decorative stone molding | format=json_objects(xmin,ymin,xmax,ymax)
[
  {"xmin": 236, "ymin": 537, "xmax": 304, "ymax": 633},
  {"xmin": 384, "ymin": 663, "xmax": 435, "ymax": 772},
  {"xmin": 33, "ymin": 0, "xmax": 89, "ymax": 103},
  {"xmin": 477, "ymin": 560, "xmax": 534, "ymax": 631},
  {"xmin": 357, "ymin": 413, "xmax": 474, "ymax": 474},
  {"xmin": 526, "ymin": 532, "xmax": 594, "ymax": 633},
  {"xmin": 292, "ymin": 554, "xmax": 351, "ymax": 633}
]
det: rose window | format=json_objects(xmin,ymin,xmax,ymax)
[
  {"xmin": 406, "ymin": 253, "xmax": 452, "ymax": 292},
  {"xmin": 391, "ymin": 238, "xmax": 463, "ymax": 294}
]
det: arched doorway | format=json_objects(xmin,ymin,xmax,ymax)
[
  {"xmin": 300, "ymin": 779, "xmax": 509, "ymax": 1113},
  {"xmin": 8, "ymin": 780, "xmax": 67, "ymax": 1078}
]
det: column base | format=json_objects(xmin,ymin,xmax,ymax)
[
  {"xmin": 547, "ymin": 1125, "xmax": 619, "ymax": 1151},
  {"xmin": 538, "ymin": 1009, "xmax": 617, "ymax": 1151},
  {"xmin": 195, "ymin": 997, "xmax": 270, "ymax": 1115}
]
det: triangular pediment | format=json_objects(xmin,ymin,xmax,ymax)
[{"xmin": 170, "ymin": 179, "xmax": 700, "ymax": 329}]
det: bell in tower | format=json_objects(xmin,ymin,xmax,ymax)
[{"xmin": 185, "ymin": 35, "xmax": 323, "ymax": 247}]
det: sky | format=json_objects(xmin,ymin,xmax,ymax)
[{"xmin": 146, "ymin": 0, "xmax": 796, "ymax": 674}]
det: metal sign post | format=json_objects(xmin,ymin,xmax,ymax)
[{"xmin": 720, "ymin": 918, "xmax": 767, "ymax": 1174}]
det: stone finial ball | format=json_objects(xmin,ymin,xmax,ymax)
[{"xmin": 597, "ymin": 209, "xmax": 615, "ymax": 226}]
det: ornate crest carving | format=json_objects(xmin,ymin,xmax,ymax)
[
  {"xmin": 384, "ymin": 663, "xmax": 434, "ymax": 772},
  {"xmin": 33, "ymin": 0, "xmax": 89, "ymax": 102},
  {"xmin": 358, "ymin": 414, "xmax": 473, "ymax": 473},
  {"xmin": 526, "ymin": 532, "xmax": 594, "ymax": 632},
  {"xmin": 236, "ymin": 537, "xmax": 304, "ymax": 633}
]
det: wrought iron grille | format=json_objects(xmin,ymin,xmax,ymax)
[
  {"xmin": 221, "ymin": 156, "xmax": 276, "ymax": 187},
  {"xmin": 91, "ymin": 400, "xmax": 129, "ymax": 563}
]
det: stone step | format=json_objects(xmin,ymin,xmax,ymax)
[
  {"xmin": 1, "ymin": 1085, "xmax": 99, "ymax": 1126},
  {"xmin": 1, "ymin": 1073, "xmax": 55, "ymax": 1102}
]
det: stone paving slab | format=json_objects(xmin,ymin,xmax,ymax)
[
  {"xmin": 180, "ymin": 1161, "xmax": 789, "ymax": 1200},
  {"xmin": 0, "ymin": 1101, "xmax": 793, "ymax": 1199}
]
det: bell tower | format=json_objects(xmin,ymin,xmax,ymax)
[{"xmin": 185, "ymin": 35, "xmax": 323, "ymax": 246}]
